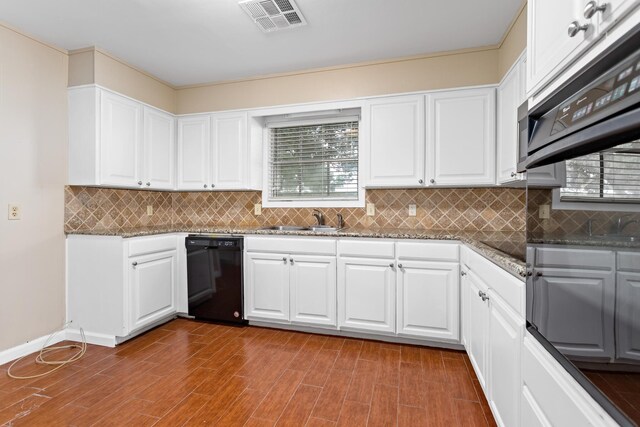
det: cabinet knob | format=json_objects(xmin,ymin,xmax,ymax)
[
  {"xmin": 418, "ymin": 179, "xmax": 424, "ymax": 184},
  {"xmin": 290, "ymin": 258, "xmax": 294, "ymax": 264},
  {"xmin": 461, "ymin": 271, "xmax": 467, "ymax": 276},
  {"xmin": 146, "ymin": 182, "xmax": 151, "ymax": 187},
  {"xmin": 478, "ymin": 290, "xmax": 484, "ymax": 298},
  {"xmin": 137, "ymin": 181, "xmax": 143, "ymax": 186},
  {"xmin": 132, "ymin": 261, "xmax": 138, "ymax": 267},
  {"xmin": 583, "ymin": 1, "xmax": 606, "ymax": 19},
  {"xmin": 510, "ymin": 172, "xmax": 517, "ymax": 178},
  {"xmin": 389, "ymin": 263, "xmax": 394, "ymax": 268},
  {"xmin": 482, "ymin": 294, "xmax": 490, "ymax": 302},
  {"xmin": 282, "ymin": 257, "xmax": 287, "ymax": 264},
  {"xmin": 211, "ymin": 184, "xmax": 216, "ymax": 188},
  {"xmin": 430, "ymin": 179, "xmax": 435, "ymax": 184},
  {"xmin": 398, "ymin": 263, "xmax": 403, "ymax": 269},
  {"xmin": 568, "ymin": 21, "xmax": 589, "ymax": 37},
  {"xmin": 536, "ymin": 271, "xmax": 543, "ymax": 277},
  {"xmin": 204, "ymin": 184, "xmax": 208, "ymax": 189}
]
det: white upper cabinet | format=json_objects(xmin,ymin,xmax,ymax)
[
  {"xmin": 211, "ymin": 112, "xmax": 248, "ymax": 190},
  {"xmin": 497, "ymin": 55, "xmax": 526, "ymax": 185},
  {"xmin": 426, "ymin": 88, "xmax": 496, "ymax": 186},
  {"xmin": 68, "ymin": 87, "xmax": 175, "ymax": 190},
  {"xmin": 177, "ymin": 115, "xmax": 211, "ymax": 191},
  {"xmin": 364, "ymin": 95, "xmax": 426, "ymax": 187},
  {"xmin": 99, "ymin": 91, "xmax": 144, "ymax": 187},
  {"xmin": 144, "ymin": 107, "xmax": 175, "ymax": 190},
  {"xmin": 527, "ymin": 0, "xmax": 596, "ymax": 96}
]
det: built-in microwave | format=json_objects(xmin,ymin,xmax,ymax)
[{"xmin": 525, "ymin": 25, "xmax": 640, "ymax": 427}]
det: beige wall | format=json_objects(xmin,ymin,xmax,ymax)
[
  {"xmin": 0, "ymin": 23, "xmax": 69, "ymax": 351},
  {"xmin": 176, "ymin": 48, "xmax": 500, "ymax": 114},
  {"xmin": 68, "ymin": 48, "xmax": 177, "ymax": 113},
  {"xmin": 498, "ymin": 4, "xmax": 527, "ymax": 79}
]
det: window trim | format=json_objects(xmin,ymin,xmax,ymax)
[{"xmin": 261, "ymin": 116, "xmax": 365, "ymax": 208}]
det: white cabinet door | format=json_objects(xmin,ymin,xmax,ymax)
[
  {"xmin": 467, "ymin": 271, "xmax": 490, "ymax": 390},
  {"xmin": 290, "ymin": 255, "xmax": 337, "ymax": 327},
  {"xmin": 396, "ymin": 261, "xmax": 459, "ymax": 341},
  {"xmin": 177, "ymin": 115, "xmax": 211, "ymax": 191},
  {"xmin": 527, "ymin": 0, "xmax": 595, "ymax": 95},
  {"xmin": 144, "ymin": 107, "xmax": 175, "ymax": 190},
  {"xmin": 497, "ymin": 59, "xmax": 523, "ymax": 184},
  {"xmin": 129, "ymin": 250, "xmax": 177, "ymax": 332},
  {"xmin": 211, "ymin": 112, "xmax": 247, "ymax": 190},
  {"xmin": 426, "ymin": 88, "xmax": 496, "ymax": 186},
  {"xmin": 616, "ymin": 271, "xmax": 640, "ymax": 361},
  {"xmin": 488, "ymin": 291, "xmax": 524, "ymax": 427},
  {"xmin": 338, "ymin": 257, "xmax": 396, "ymax": 333},
  {"xmin": 532, "ymin": 267, "xmax": 615, "ymax": 360},
  {"xmin": 245, "ymin": 252, "xmax": 290, "ymax": 321},
  {"xmin": 100, "ymin": 91, "xmax": 143, "ymax": 187},
  {"xmin": 365, "ymin": 95, "xmax": 425, "ymax": 187}
]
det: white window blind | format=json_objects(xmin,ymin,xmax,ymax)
[
  {"xmin": 268, "ymin": 119, "xmax": 359, "ymax": 201},
  {"xmin": 560, "ymin": 141, "xmax": 640, "ymax": 202}
]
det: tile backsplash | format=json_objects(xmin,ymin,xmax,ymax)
[{"xmin": 65, "ymin": 186, "xmax": 526, "ymax": 233}]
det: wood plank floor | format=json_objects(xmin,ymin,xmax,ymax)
[{"xmin": 0, "ymin": 319, "xmax": 496, "ymax": 426}]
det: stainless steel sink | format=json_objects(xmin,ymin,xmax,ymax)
[
  {"xmin": 308, "ymin": 226, "xmax": 341, "ymax": 232},
  {"xmin": 571, "ymin": 234, "xmax": 639, "ymax": 243},
  {"xmin": 260, "ymin": 225, "xmax": 307, "ymax": 231},
  {"xmin": 259, "ymin": 225, "xmax": 343, "ymax": 233}
]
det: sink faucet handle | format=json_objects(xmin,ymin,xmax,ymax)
[
  {"xmin": 336, "ymin": 213, "xmax": 344, "ymax": 229},
  {"xmin": 586, "ymin": 219, "xmax": 596, "ymax": 236},
  {"xmin": 312, "ymin": 209, "xmax": 325, "ymax": 226}
]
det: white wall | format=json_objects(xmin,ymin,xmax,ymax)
[{"xmin": 0, "ymin": 23, "xmax": 68, "ymax": 351}]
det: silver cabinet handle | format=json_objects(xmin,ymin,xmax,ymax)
[
  {"xmin": 211, "ymin": 184, "xmax": 216, "ymax": 188},
  {"xmin": 289, "ymin": 258, "xmax": 294, "ymax": 264},
  {"xmin": 478, "ymin": 290, "xmax": 484, "ymax": 298},
  {"xmin": 584, "ymin": 1, "xmax": 606, "ymax": 19},
  {"xmin": 398, "ymin": 264, "xmax": 403, "ymax": 269},
  {"xmin": 461, "ymin": 271, "xmax": 467, "ymax": 276},
  {"xmin": 418, "ymin": 179, "xmax": 424, "ymax": 184},
  {"xmin": 146, "ymin": 182, "xmax": 151, "ymax": 187},
  {"xmin": 568, "ymin": 21, "xmax": 589, "ymax": 37},
  {"xmin": 204, "ymin": 184, "xmax": 208, "ymax": 189},
  {"xmin": 282, "ymin": 257, "xmax": 287, "ymax": 264},
  {"xmin": 132, "ymin": 261, "xmax": 138, "ymax": 267},
  {"xmin": 536, "ymin": 271, "xmax": 543, "ymax": 277},
  {"xmin": 511, "ymin": 172, "xmax": 517, "ymax": 178},
  {"xmin": 430, "ymin": 179, "xmax": 435, "ymax": 184},
  {"xmin": 389, "ymin": 263, "xmax": 394, "ymax": 268},
  {"xmin": 137, "ymin": 181, "xmax": 143, "ymax": 186},
  {"xmin": 482, "ymin": 294, "xmax": 490, "ymax": 302}
]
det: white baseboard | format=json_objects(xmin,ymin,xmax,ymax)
[
  {"xmin": 65, "ymin": 329, "xmax": 117, "ymax": 348},
  {"xmin": 0, "ymin": 333, "xmax": 65, "ymax": 366}
]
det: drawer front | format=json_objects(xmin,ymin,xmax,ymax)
[
  {"xmin": 246, "ymin": 236, "xmax": 336, "ymax": 255},
  {"xmin": 535, "ymin": 247, "xmax": 614, "ymax": 270},
  {"xmin": 396, "ymin": 241, "xmax": 459, "ymax": 261},
  {"xmin": 618, "ymin": 251, "xmax": 640, "ymax": 272},
  {"xmin": 338, "ymin": 239, "xmax": 395, "ymax": 258},
  {"xmin": 128, "ymin": 234, "xmax": 178, "ymax": 257}
]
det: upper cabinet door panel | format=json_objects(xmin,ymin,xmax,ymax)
[
  {"xmin": 177, "ymin": 115, "xmax": 211, "ymax": 190},
  {"xmin": 144, "ymin": 107, "xmax": 175, "ymax": 190},
  {"xmin": 365, "ymin": 95, "xmax": 425, "ymax": 187},
  {"xmin": 211, "ymin": 112, "xmax": 248, "ymax": 190},
  {"xmin": 100, "ymin": 91, "xmax": 143, "ymax": 187},
  {"xmin": 497, "ymin": 61, "xmax": 522, "ymax": 184},
  {"xmin": 427, "ymin": 88, "xmax": 496, "ymax": 186},
  {"xmin": 527, "ymin": 0, "xmax": 596, "ymax": 95}
]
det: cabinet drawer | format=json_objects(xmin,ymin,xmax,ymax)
[
  {"xmin": 396, "ymin": 241, "xmax": 459, "ymax": 261},
  {"xmin": 128, "ymin": 235, "xmax": 177, "ymax": 257},
  {"xmin": 618, "ymin": 251, "xmax": 640, "ymax": 272},
  {"xmin": 338, "ymin": 239, "xmax": 395, "ymax": 258},
  {"xmin": 535, "ymin": 247, "xmax": 614, "ymax": 270},
  {"xmin": 246, "ymin": 236, "xmax": 336, "ymax": 255}
]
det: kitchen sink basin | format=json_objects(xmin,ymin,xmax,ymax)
[
  {"xmin": 260, "ymin": 225, "xmax": 307, "ymax": 231},
  {"xmin": 259, "ymin": 225, "xmax": 343, "ymax": 233}
]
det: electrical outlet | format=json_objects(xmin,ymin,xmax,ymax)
[
  {"xmin": 147, "ymin": 205, "xmax": 153, "ymax": 216},
  {"xmin": 366, "ymin": 203, "xmax": 375, "ymax": 216},
  {"xmin": 8, "ymin": 204, "xmax": 21, "ymax": 220},
  {"xmin": 539, "ymin": 204, "xmax": 550, "ymax": 220},
  {"xmin": 254, "ymin": 203, "xmax": 262, "ymax": 215},
  {"xmin": 408, "ymin": 204, "xmax": 417, "ymax": 217}
]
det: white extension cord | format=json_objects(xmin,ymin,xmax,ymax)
[{"xmin": 6, "ymin": 323, "xmax": 87, "ymax": 380}]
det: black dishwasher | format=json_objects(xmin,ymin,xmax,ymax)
[{"xmin": 185, "ymin": 235, "xmax": 246, "ymax": 325}]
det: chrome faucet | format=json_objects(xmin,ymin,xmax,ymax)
[
  {"xmin": 611, "ymin": 215, "xmax": 639, "ymax": 234},
  {"xmin": 336, "ymin": 213, "xmax": 344, "ymax": 229},
  {"xmin": 312, "ymin": 209, "xmax": 325, "ymax": 226}
]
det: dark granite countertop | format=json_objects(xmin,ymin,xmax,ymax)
[{"xmin": 66, "ymin": 226, "xmax": 527, "ymax": 280}]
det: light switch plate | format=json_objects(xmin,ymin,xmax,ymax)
[
  {"xmin": 147, "ymin": 205, "xmax": 153, "ymax": 216},
  {"xmin": 8, "ymin": 204, "xmax": 21, "ymax": 220},
  {"xmin": 254, "ymin": 203, "xmax": 262, "ymax": 215},
  {"xmin": 366, "ymin": 203, "xmax": 375, "ymax": 216},
  {"xmin": 408, "ymin": 204, "xmax": 417, "ymax": 216},
  {"xmin": 539, "ymin": 204, "xmax": 550, "ymax": 219}
]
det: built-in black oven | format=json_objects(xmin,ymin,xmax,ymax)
[{"xmin": 525, "ymin": 25, "xmax": 640, "ymax": 427}]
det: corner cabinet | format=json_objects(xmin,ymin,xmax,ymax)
[
  {"xmin": 68, "ymin": 86, "xmax": 175, "ymax": 190},
  {"xmin": 364, "ymin": 95, "xmax": 426, "ymax": 187},
  {"xmin": 426, "ymin": 87, "xmax": 496, "ymax": 186}
]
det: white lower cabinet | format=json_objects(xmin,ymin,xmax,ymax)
[
  {"xmin": 129, "ymin": 249, "xmax": 177, "ymax": 331},
  {"xmin": 337, "ymin": 257, "xmax": 396, "ymax": 334},
  {"xmin": 245, "ymin": 252, "xmax": 290, "ymax": 322},
  {"xmin": 466, "ymin": 270, "xmax": 490, "ymax": 390},
  {"xmin": 290, "ymin": 255, "xmax": 337, "ymax": 327},
  {"xmin": 397, "ymin": 261, "xmax": 459, "ymax": 340}
]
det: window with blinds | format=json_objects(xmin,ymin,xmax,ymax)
[
  {"xmin": 560, "ymin": 141, "xmax": 640, "ymax": 202},
  {"xmin": 268, "ymin": 119, "xmax": 359, "ymax": 201}
]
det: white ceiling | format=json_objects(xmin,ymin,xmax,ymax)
[{"xmin": 0, "ymin": 0, "xmax": 523, "ymax": 87}]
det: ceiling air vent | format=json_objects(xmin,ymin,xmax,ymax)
[{"xmin": 239, "ymin": 0, "xmax": 307, "ymax": 33}]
